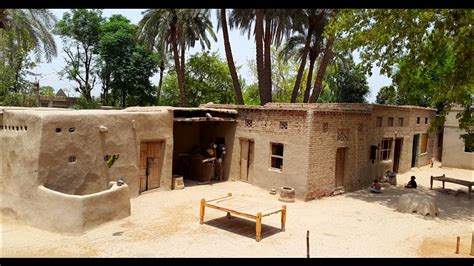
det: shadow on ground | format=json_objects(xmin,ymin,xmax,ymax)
[
  {"xmin": 204, "ymin": 216, "xmax": 282, "ymax": 241},
  {"xmin": 345, "ymin": 186, "xmax": 473, "ymax": 222}
]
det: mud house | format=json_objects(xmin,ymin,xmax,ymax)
[
  {"xmin": 441, "ymin": 105, "xmax": 473, "ymax": 170},
  {"xmin": 0, "ymin": 103, "xmax": 437, "ymax": 233}
]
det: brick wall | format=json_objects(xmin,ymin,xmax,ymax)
[
  {"xmin": 229, "ymin": 108, "xmax": 311, "ymax": 199},
  {"xmin": 203, "ymin": 103, "xmax": 437, "ymax": 201}
]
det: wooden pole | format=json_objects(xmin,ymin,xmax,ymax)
[
  {"xmin": 471, "ymin": 231, "xmax": 474, "ymax": 256},
  {"xmin": 199, "ymin": 198, "xmax": 205, "ymax": 225},
  {"xmin": 256, "ymin": 212, "xmax": 262, "ymax": 242},
  {"xmin": 456, "ymin": 236, "xmax": 460, "ymax": 254},
  {"xmin": 306, "ymin": 230, "xmax": 310, "ymax": 258},
  {"xmin": 281, "ymin": 205, "xmax": 287, "ymax": 231}
]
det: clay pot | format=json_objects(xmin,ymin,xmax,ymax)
[{"xmin": 279, "ymin": 186, "xmax": 295, "ymax": 203}]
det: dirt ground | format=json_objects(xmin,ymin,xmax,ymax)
[{"xmin": 1, "ymin": 162, "xmax": 472, "ymax": 258}]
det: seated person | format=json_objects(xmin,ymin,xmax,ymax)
[
  {"xmin": 370, "ymin": 179, "xmax": 382, "ymax": 193},
  {"xmin": 405, "ymin": 176, "xmax": 417, "ymax": 188}
]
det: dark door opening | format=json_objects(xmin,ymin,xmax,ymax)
[
  {"xmin": 335, "ymin": 147, "xmax": 347, "ymax": 188},
  {"xmin": 393, "ymin": 138, "xmax": 403, "ymax": 173},
  {"xmin": 411, "ymin": 134, "xmax": 420, "ymax": 167}
]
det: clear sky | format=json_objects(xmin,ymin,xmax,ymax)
[{"xmin": 31, "ymin": 9, "xmax": 392, "ymax": 103}]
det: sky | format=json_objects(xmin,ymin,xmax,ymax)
[{"xmin": 30, "ymin": 9, "xmax": 392, "ymax": 103}]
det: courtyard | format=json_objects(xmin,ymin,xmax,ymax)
[{"xmin": 1, "ymin": 162, "xmax": 472, "ymax": 258}]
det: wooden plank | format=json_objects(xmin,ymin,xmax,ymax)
[
  {"xmin": 432, "ymin": 177, "xmax": 473, "ymax": 187},
  {"xmin": 205, "ymin": 204, "xmax": 257, "ymax": 219},
  {"xmin": 240, "ymin": 139, "xmax": 249, "ymax": 181}
]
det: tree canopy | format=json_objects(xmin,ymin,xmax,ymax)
[{"xmin": 160, "ymin": 51, "xmax": 236, "ymax": 107}]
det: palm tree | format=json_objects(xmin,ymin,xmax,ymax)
[
  {"xmin": 309, "ymin": 36, "xmax": 335, "ymax": 103},
  {"xmin": 280, "ymin": 10, "xmax": 330, "ymax": 103},
  {"xmin": 138, "ymin": 9, "xmax": 216, "ymax": 106},
  {"xmin": 0, "ymin": 9, "xmax": 57, "ymax": 63},
  {"xmin": 280, "ymin": 9, "xmax": 327, "ymax": 103},
  {"xmin": 216, "ymin": 9, "xmax": 244, "ymax": 105},
  {"xmin": 231, "ymin": 9, "xmax": 296, "ymax": 105}
]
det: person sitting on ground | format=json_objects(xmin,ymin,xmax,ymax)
[
  {"xmin": 405, "ymin": 176, "xmax": 417, "ymax": 188},
  {"xmin": 370, "ymin": 179, "xmax": 382, "ymax": 193}
]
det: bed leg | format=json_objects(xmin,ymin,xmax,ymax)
[
  {"xmin": 256, "ymin": 212, "xmax": 262, "ymax": 242},
  {"xmin": 200, "ymin": 198, "xmax": 205, "ymax": 225},
  {"xmin": 281, "ymin": 205, "xmax": 287, "ymax": 232}
]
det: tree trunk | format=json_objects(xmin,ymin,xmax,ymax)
[
  {"xmin": 263, "ymin": 13, "xmax": 272, "ymax": 104},
  {"xmin": 0, "ymin": 9, "xmax": 7, "ymax": 29},
  {"xmin": 255, "ymin": 9, "xmax": 267, "ymax": 105},
  {"xmin": 303, "ymin": 55, "xmax": 316, "ymax": 103},
  {"xmin": 291, "ymin": 26, "xmax": 313, "ymax": 103},
  {"xmin": 171, "ymin": 22, "xmax": 187, "ymax": 107},
  {"xmin": 221, "ymin": 9, "xmax": 244, "ymax": 105},
  {"xmin": 309, "ymin": 37, "xmax": 335, "ymax": 103},
  {"xmin": 157, "ymin": 61, "xmax": 164, "ymax": 105}
]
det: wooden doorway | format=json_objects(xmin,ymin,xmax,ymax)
[
  {"xmin": 139, "ymin": 141, "xmax": 164, "ymax": 193},
  {"xmin": 393, "ymin": 138, "xmax": 403, "ymax": 173},
  {"xmin": 335, "ymin": 147, "xmax": 347, "ymax": 188},
  {"xmin": 411, "ymin": 134, "xmax": 419, "ymax": 167},
  {"xmin": 240, "ymin": 139, "xmax": 253, "ymax": 181}
]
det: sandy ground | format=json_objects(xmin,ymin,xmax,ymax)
[{"xmin": 1, "ymin": 162, "xmax": 472, "ymax": 258}]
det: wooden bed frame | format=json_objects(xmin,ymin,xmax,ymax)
[
  {"xmin": 430, "ymin": 174, "xmax": 473, "ymax": 199},
  {"xmin": 199, "ymin": 193, "xmax": 286, "ymax": 242}
]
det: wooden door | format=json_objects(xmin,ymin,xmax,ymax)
[
  {"xmin": 335, "ymin": 148, "xmax": 346, "ymax": 188},
  {"xmin": 393, "ymin": 138, "xmax": 403, "ymax": 173},
  {"xmin": 139, "ymin": 141, "xmax": 163, "ymax": 193},
  {"xmin": 240, "ymin": 139, "xmax": 250, "ymax": 181}
]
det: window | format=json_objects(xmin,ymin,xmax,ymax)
[
  {"xmin": 465, "ymin": 144, "xmax": 473, "ymax": 153},
  {"xmin": 398, "ymin": 117, "xmax": 404, "ymax": 127},
  {"xmin": 416, "ymin": 117, "xmax": 420, "ymax": 124},
  {"xmin": 420, "ymin": 133, "xmax": 428, "ymax": 154},
  {"xmin": 376, "ymin": 117, "xmax": 382, "ymax": 127},
  {"xmin": 322, "ymin": 122, "xmax": 328, "ymax": 132},
  {"xmin": 380, "ymin": 138, "xmax": 392, "ymax": 161},
  {"xmin": 279, "ymin": 121, "xmax": 288, "ymax": 130},
  {"xmin": 388, "ymin": 117, "xmax": 394, "ymax": 127},
  {"xmin": 270, "ymin": 143, "xmax": 284, "ymax": 170},
  {"xmin": 245, "ymin": 119, "xmax": 253, "ymax": 127},
  {"xmin": 425, "ymin": 117, "xmax": 428, "ymax": 124}
]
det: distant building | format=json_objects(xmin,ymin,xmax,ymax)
[
  {"xmin": 38, "ymin": 89, "xmax": 79, "ymax": 108},
  {"xmin": 441, "ymin": 105, "xmax": 473, "ymax": 170}
]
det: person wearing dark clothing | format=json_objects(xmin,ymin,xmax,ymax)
[{"xmin": 405, "ymin": 176, "xmax": 417, "ymax": 188}]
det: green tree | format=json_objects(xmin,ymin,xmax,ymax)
[
  {"xmin": 0, "ymin": 9, "xmax": 57, "ymax": 62},
  {"xmin": 98, "ymin": 15, "xmax": 159, "ymax": 107},
  {"xmin": 375, "ymin": 86, "xmax": 398, "ymax": 105},
  {"xmin": 55, "ymin": 9, "xmax": 104, "ymax": 102},
  {"xmin": 0, "ymin": 9, "xmax": 56, "ymax": 95},
  {"xmin": 321, "ymin": 55, "xmax": 369, "ymax": 103},
  {"xmin": 328, "ymin": 9, "xmax": 473, "ymax": 132},
  {"xmin": 40, "ymin": 85, "xmax": 55, "ymax": 96},
  {"xmin": 160, "ymin": 52, "xmax": 236, "ymax": 107},
  {"xmin": 138, "ymin": 9, "xmax": 217, "ymax": 106}
]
